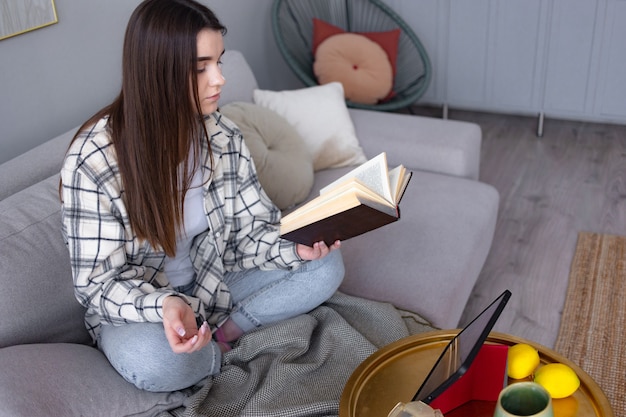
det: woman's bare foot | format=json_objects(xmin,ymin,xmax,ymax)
[{"xmin": 214, "ymin": 318, "xmax": 244, "ymax": 343}]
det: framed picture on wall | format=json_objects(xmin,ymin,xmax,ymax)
[{"xmin": 0, "ymin": 0, "xmax": 58, "ymax": 41}]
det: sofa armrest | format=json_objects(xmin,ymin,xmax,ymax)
[{"xmin": 349, "ymin": 109, "xmax": 482, "ymax": 180}]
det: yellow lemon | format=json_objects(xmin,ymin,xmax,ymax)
[
  {"xmin": 534, "ymin": 363, "xmax": 580, "ymax": 398},
  {"xmin": 507, "ymin": 343, "xmax": 540, "ymax": 379}
]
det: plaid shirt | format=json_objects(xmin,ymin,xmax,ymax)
[{"xmin": 61, "ymin": 112, "xmax": 304, "ymax": 342}]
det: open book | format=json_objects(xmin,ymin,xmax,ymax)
[{"xmin": 280, "ymin": 152, "xmax": 412, "ymax": 246}]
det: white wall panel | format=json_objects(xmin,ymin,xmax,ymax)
[
  {"xmin": 596, "ymin": 0, "xmax": 626, "ymax": 118},
  {"xmin": 542, "ymin": 0, "xmax": 599, "ymax": 114},
  {"xmin": 389, "ymin": 0, "xmax": 443, "ymax": 102},
  {"xmin": 491, "ymin": 0, "xmax": 544, "ymax": 109},
  {"xmin": 446, "ymin": 0, "xmax": 491, "ymax": 106}
]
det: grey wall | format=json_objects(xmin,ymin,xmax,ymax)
[
  {"xmin": 0, "ymin": 0, "xmax": 300, "ymax": 164},
  {"xmin": 1, "ymin": 1, "xmax": 138, "ymax": 164},
  {"xmin": 206, "ymin": 0, "xmax": 301, "ymax": 92},
  {"xmin": 4, "ymin": 1, "xmax": 621, "ymax": 164}
]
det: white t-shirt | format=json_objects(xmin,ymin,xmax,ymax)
[{"xmin": 163, "ymin": 167, "xmax": 208, "ymax": 288}]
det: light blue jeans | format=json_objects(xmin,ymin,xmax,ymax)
[{"xmin": 98, "ymin": 250, "xmax": 344, "ymax": 392}]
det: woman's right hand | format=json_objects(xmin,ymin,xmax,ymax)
[
  {"xmin": 296, "ymin": 240, "xmax": 341, "ymax": 260},
  {"xmin": 162, "ymin": 295, "xmax": 212, "ymax": 354}
]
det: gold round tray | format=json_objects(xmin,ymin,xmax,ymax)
[{"xmin": 340, "ymin": 330, "xmax": 614, "ymax": 417}]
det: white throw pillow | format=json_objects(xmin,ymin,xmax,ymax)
[{"xmin": 253, "ymin": 82, "xmax": 367, "ymax": 171}]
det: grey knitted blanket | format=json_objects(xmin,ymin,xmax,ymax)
[{"xmin": 175, "ymin": 292, "xmax": 433, "ymax": 417}]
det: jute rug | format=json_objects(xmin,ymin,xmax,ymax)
[{"xmin": 555, "ymin": 232, "xmax": 625, "ymax": 416}]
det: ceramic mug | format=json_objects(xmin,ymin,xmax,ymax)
[{"xmin": 494, "ymin": 382, "xmax": 554, "ymax": 417}]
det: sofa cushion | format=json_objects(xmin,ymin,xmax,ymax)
[
  {"xmin": 0, "ymin": 343, "xmax": 187, "ymax": 417},
  {"xmin": 253, "ymin": 82, "xmax": 367, "ymax": 171},
  {"xmin": 220, "ymin": 102, "xmax": 314, "ymax": 210},
  {"xmin": 314, "ymin": 33, "xmax": 393, "ymax": 105},
  {"xmin": 0, "ymin": 175, "xmax": 91, "ymax": 347},
  {"xmin": 306, "ymin": 167, "xmax": 499, "ymax": 329},
  {"xmin": 0, "ymin": 127, "xmax": 76, "ymax": 201}
]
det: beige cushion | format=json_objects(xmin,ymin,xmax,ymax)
[
  {"xmin": 253, "ymin": 82, "xmax": 367, "ymax": 171},
  {"xmin": 220, "ymin": 102, "xmax": 314, "ymax": 210},
  {"xmin": 314, "ymin": 33, "xmax": 393, "ymax": 105}
]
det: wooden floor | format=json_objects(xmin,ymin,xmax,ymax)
[{"xmin": 412, "ymin": 107, "xmax": 626, "ymax": 348}]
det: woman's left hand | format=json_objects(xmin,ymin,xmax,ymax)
[
  {"xmin": 163, "ymin": 295, "xmax": 212, "ymax": 354},
  {"xmin": 296, "ymin": 240, "xmax": 341, "ymax": 260}
]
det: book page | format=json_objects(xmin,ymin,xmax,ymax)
[
  {"xmin": 388, "ymin": 165, "xmax": 405, "ymax": 201},
  {"xmin": 396, "ymin": 171, "xmax": 412, "ymax": 205},
  {"xmin": 320, "ymin": 152, "xmax": 392, "ymax": 204},
  {"xmin": 281, "ymin": 179, "xmax": 392, "ymax": 229},
  {"xmin": 280, "ymin": 192, "xmax": 362, "ymax": 234}
]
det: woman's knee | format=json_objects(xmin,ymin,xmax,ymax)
[
  {"xmin": 99, "ymin": 322, "xmax": 221, "ymax": 392},
  {"xmin": 320, "ymin": 249, "xmax": 345, "ymax": 282},
  {"xmin": 299, "ymin": 249, "xmax": 345, "ymax": 295}
]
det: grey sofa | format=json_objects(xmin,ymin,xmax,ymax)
[{"xmin": 0, "ymin": 50, "xmax": 499, "ymax": 416}]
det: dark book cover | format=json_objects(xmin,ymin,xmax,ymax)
[{"xmin": 281, "ymin": 202, "xmax": 400, "ymax": 246}]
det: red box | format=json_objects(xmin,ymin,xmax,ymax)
[{"xmin": 429, "ymin": 344, "xmax": 508, "ymax": 414}]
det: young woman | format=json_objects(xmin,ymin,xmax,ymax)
[{"xmin": 60, "ymin": 0, "xmax": 343, "ymax": 392}]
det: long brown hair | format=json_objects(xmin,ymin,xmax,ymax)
[{"xmin": 64, "ymin": 0, "xmax": 226, "ymax": 256}]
